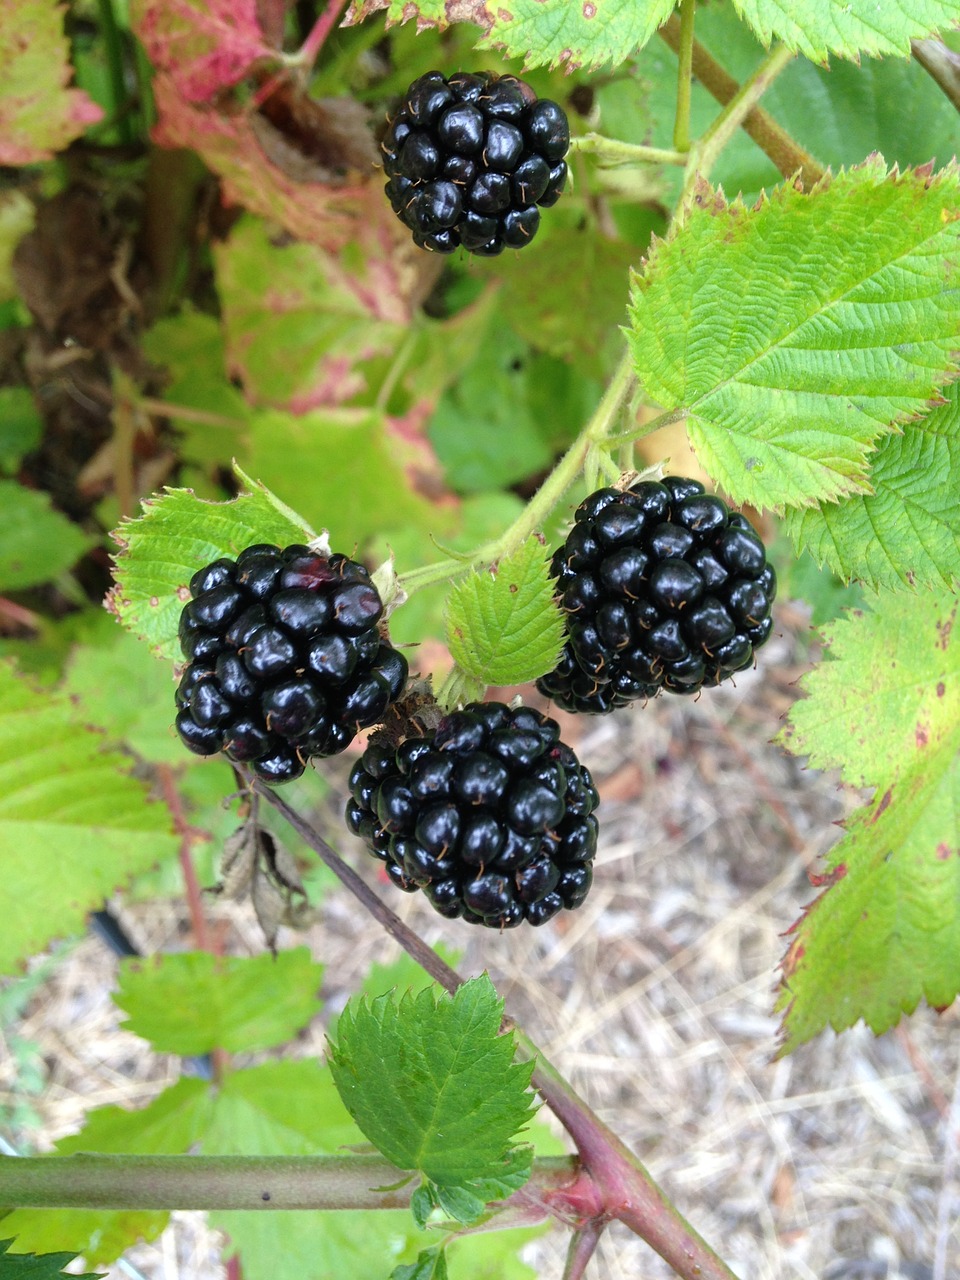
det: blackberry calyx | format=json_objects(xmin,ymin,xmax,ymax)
[
  {"xmin": 346, "ymin": 702, "xmax": 599, "ymax": 928},
  {"xmin": 536, "ymin": 476, "xmax": 777, "ymax": 712},
  {"xmin": 175, "ymin": 544, "xmax": 407, "ymax": 783},
  {"xmin": 382, "ymin": 70, "xmax": 570, "ymax": 255}
]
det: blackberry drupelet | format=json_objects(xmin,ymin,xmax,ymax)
[
  {"xmin": 346, "ymin": 702, "xmax": 599, "ymax": 928},
  {"xmin": 536, "ymin": 476, "xmax": 777, "ymax": 712},
  {"xmin": 174, "ymin": 544, "xmax": 408, "ymax": 784},
  {"xmin": 381, "ymin": 70, "xmax": 570, "ymax": 256}
]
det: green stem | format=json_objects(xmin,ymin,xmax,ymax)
[
  {"xmin": 96, "ymin": 0, "xmax": 135, "ymax": 147},
  {"xmin": 0, "ymin": 1153, "xmax": 575, "ymax": 1212},
  {"xmin": 678, "ymin": 42, "xmax": 797, "ymax": 217},
  {"xmin": 396, "ymin": 351, "xmax": 636, "ymax": 599},
  {"xmin": 375, "ymin": 322, "xmax": 423, "ymax": 413},
  {"xmin": 568, "ymin": 134, "xmax": 688, "ymax": 168},
  {"xmin": 659, "ymin": 15, "xmax": 824, "ymax": 185},
  {"xmin": 912, "ymin": 38, "xmax": 960, "ymax": 114},
  {"xmin": 673, "ymin": 0, "xmax": 696, "ymax": 153},
  {"xmin": 603, "ymin": 405, "xmax": 688, "ymax": 451}
]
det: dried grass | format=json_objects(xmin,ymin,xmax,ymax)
[{"xmin": 2, "ymin": 607, "xmax": 956, "ymax": 1280}]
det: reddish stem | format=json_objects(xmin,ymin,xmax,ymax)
[
  {"xmin": 297, "ymin": 0, "xmax": 349, "ymax": 67},
  {"xmin": 253, "ymin": 779, "xmax": 740, "ymax": 1280},
  {"xmin": 157, "ymin": 764, "xmax": 229, "ymax": 1081}
]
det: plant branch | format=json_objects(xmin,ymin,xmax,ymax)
[
  {"xmin": 912, "ymin": 38, "xmax": 960, "ymax": 114},
  {"xmin": 678, "ymin": 43, "xmax": 798, "ymax": 217},
  {"xmin": 252, "ymin": 783, "xmax": 739, "ymax": 1280},
  {"xmin": 96, "ymin": 0, "xmax": 135, "ymax": 147},
  {"xmin": 0, "ymin": 1153, "xmax": 574, "ymax": 1211},
  {"xmin": 673, "ymin": 0, "xmax": 696, "ymax": 153},
  {"xmin": 293, "ymin": 0, "xmax": 349, "ymax": 68},
  {"xmin": 659, "ymin": 14, "xmax": 824, "ymax": 185},
  {"xmin": 569, "ymin": 135, "xmax": 688, "ymax": 167},
  {"xmin": 562, "ymin": 1220, "xmax": 606, "ymax": 1280},
  {"xmin": 396, "ymin": 349, "xmax": 636, "ymax": 598}
]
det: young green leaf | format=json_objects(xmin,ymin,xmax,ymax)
[
  {"xmin": 445, "ymin": 541, "xmax": 565, "ymax": 688},
  {"xmin": 627, "ymin": 160, "xmax": 960, "ymax": 512},
  {"xmin": 106, "ymin": 485, "xmax": 314, "ymax": 660},
  {"xmin": 0, "ymin": 482, "xmax": 92, "ymax": 592},
  {"xmin": 784, "ymin": 379, "xmax": 960, "ymax": 591},
  {"xmin": 392, "ymin": 1247, "xmax": 449, "ymax": 1280},
  {"xmin": 0, "ymin": 663, "xmax": 178, "ymax": 977},
  {"xmin": 776, "ymin": 591, "xmax": 960, "ymax": 1051},
  {"xmin": 733, "ymin": 0, "xmax": 960, "ymax": 63},
  {"xmin": 114, "ymin": 948, "xmax": 323, "ymax": 1055},
  {"xmin": 0, "ymin": 1078, "xmax": 211, "ymax": 1264},
  {"xmin": 0, "ymin": 1237, "xmax": 102, "ymax": 1279},
  {"xmin": 0, "ymin": 0, "xmax": 102, "ymax": 165},
  {"xmin": 328, "ymin": 975, "xmax": 536, "ymax": 1211}
]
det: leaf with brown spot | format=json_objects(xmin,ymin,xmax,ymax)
[{"xmin": 777, "ymin": 589, "xmax": 960, "ymax": 1050}]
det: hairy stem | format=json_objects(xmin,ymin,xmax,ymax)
[
  {"xmin": 659, "ymin": 14, "xmax": 824, "ymax": 185},
  {"xmin": 673, "ymin": 0, "xmax": 696, "ymax": 153},
  {"xmin": 569, "ymin": 135, "xmax": 688, "ymax": 167},
  {"xmin": 912, "ymin": 38, "xmax": 960, "ymax": 114},
  {"xmin": 0, "ymin": 1153, "xmax": 575, "ymax": 1212},
  {"xmin": 678, "ymin": 43, "xmax": 798, "ymax": 216}
]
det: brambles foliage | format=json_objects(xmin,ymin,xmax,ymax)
[{"xmin": 1, "ymin": 1, "xmax": 959, "ymax": 1278}]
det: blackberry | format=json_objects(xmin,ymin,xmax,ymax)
[
  {"xmin": 174, "ymin": 544, "xmax": 408, "ymax": 784},
  {"xmin": 536, "ymin": 477, "xmax": 777, "ymax": 712},
  {"xmin": 381, "ymin": 70, "xmax": 569, "ymax": 256},
  {"xmin": 346, "ymin": 702, "xmax": 599, "ymax": 928}
]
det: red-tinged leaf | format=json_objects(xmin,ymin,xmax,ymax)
[
  {"xmin": 131, "ymin": 0, "xmax": 277, "ymax": 103},
  {"xmin": 151, "ymin": 73, "xmax": 363, "ymax": 252},
  {"xmin": 0, "ymin": 0, "xmax": 103, "ymax": 165},
  {"xmin": 385, "ymin": 402, "xmax": 457, "ymax": 509},
  {"xmin": 213, "ymin": 210, "xmax": 433, "ymax": 410}
]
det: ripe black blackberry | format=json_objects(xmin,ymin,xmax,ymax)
[
  {"xmin": 346, "ymin": 702, "xmax": 599, "ymax": 928},
  {"xmin": 536, "ymin": 477, "xmax": 777, "ymax": 712},
  {"xmin": 381, "ymin": 70, "xmax": 570, "ymax": 256},
  {"xmin": 174, "ymin": 544, "xmax": 408, "ymax": 784}
]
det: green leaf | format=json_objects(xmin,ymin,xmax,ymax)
[
  {"xmin": 733, "ymin": 0, "xmax": 960, "ymax": 62},
  {"xmin": 0, "ymin": 1238, "xmax": 101, "ymax": 1279},
  {"xmin": 0, "ymin": 663, "xmax": 177, "ymax": 976},
  {"xmin": 114, "ymin": 948, "xmax": 323, "ymax": 1055},
  {"xmin": 247, "ymin": 408, "xmax": 450, "ymax": 551},
  {"xmin": 627, "ymin": 161, "xmax": 960, "ymax": 511},
  {"xmin": 776, "ymin": 591, "xmax": 960, "ymax": 1050},
  {"xmin": 345, "ymin": 0, "xmax": 672, "ymax": 70},
  {"xmin": 213, "ymin": 216, "xmax": 406, "ymax": 411},
  {"xmin": 204, "ymin": 1062, "xmax": 429, "ymax": 1280},
  {"xmin": 477, "ymin": 0, "xmax": 674, "ymax": 70},
  {"xmin": 0, "ymin": 0, "xmax": 102, "ymax": 165},
  {"xmin": 428, "ymin": 323, "xmax": 594, "ymax": 493},
  {"xmin": 107, "ymin": 485, "xmax": 313, "ymax": 661},
  {"xmin": 0, "ymin": 483, "xmax": 91, "ymax": 591},
  {"xmin": 500, "ymin": 225, "xmax": 638, "ymax": 380},
  {"xmin": 0, "ymin": 193, "xmax": 35, "ymax": 306},
  {"xmin": 392, "ymin": 1247, "xmax": 449, "ymax": 1280},
  {"xmin": 783, "ymin": 379, "xmax": 960, "ymax": 591},
  {"xmin": 327, "ymin": 974, "xmax": 536, "ymax": 1212},
  {"xmin": 0, "ymin": 1078, "xmax": 212, "ymax": 1264},
  {"xmin": 0, "ymin": 390, "xmax": 42, "ymax": 474},
  {"xmin": 59, "ymin": 614, "xmax": 184, "ymax": 763},
  {"xmin": 445, "ymin": 541, "xmax": 565, "ymax": 687},
  {"xmin": 141, "ymin": 310, "xmax": 251, "ymax": 479}
]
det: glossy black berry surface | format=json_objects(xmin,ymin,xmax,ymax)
[
  {"xmin": 382, "ymin": 70, "xmax": 569, "ymax": 256},
  {"xmin": 346, "ymin": 702, "xmax": 599, "ymax": 928},
  {"xmin": 175, "ymin": 544, "xmax": 407, "ymax": 783},
  {"xmin": 537, "ymin": 477, "xmax": 777, "ymax": 712}
]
